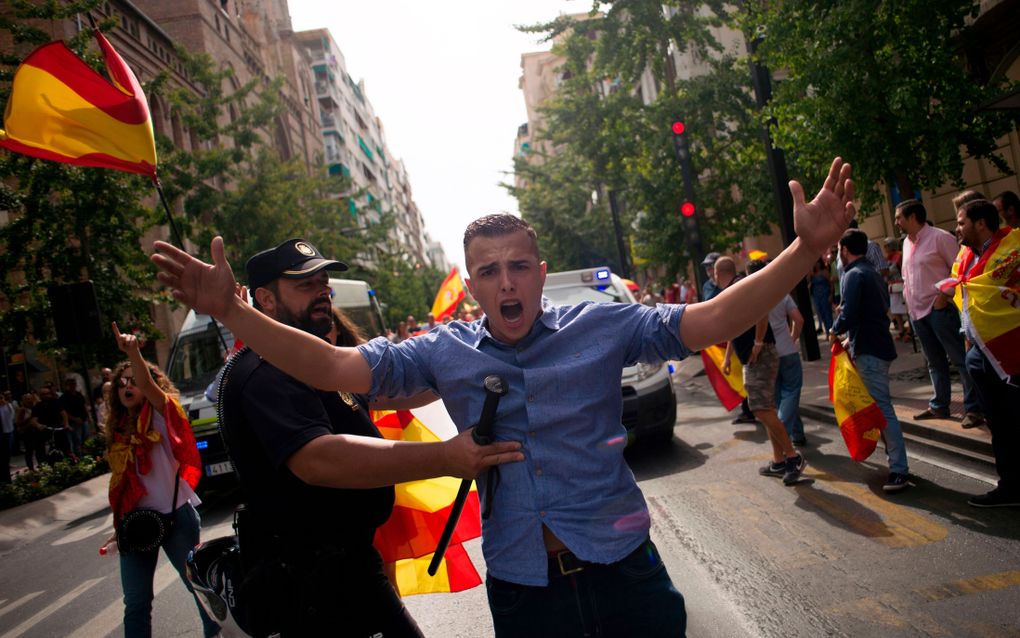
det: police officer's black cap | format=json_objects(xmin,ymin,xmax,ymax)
[{"xmin": 245, "ymin": 238, "xmax": 348, "ymax": 290}]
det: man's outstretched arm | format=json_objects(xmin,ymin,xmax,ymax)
[
  {"xmin": 151, "ymin": 237, "xmax": 371, "ymax": 393},
  {"xmin": 681, "ymin": 157, "xmax": 856, "ymax": 351}
]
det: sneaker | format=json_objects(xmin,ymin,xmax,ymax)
[
  {"xmin": 732, "ymin": 414, "xmax": 757, "ymax": 424},
  {"xmin": 913, "ymin": 408, "xmax": 950, "ymax": 420},
  {"xmin": 960, "ymin": 412, "xmax": 986, "ymax": 429},
  {"xmin": 967, "ymin": 488, "xmax": 1020, "ymax": 508},
  {"xmin": 782, "ymin": 454, "xmax": 807, "ymax": 485},
  {"xmin": 759, "ymin": 460, "xmax": 786, "ymax": 477},
  {"xmin": 883, "ymin": 472, "xmax": 910, "ymax": 493}
]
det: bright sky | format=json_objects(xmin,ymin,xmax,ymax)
[{"xmin": 288, "ymin": 1, "xmax": 588, "ymax": 273}]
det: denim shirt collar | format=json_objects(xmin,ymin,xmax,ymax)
[{"xmin": 474, "ymin": 296, "xmax": 561, "ymax": 349}]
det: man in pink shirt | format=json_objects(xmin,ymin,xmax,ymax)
[{"xmin": 895, "ymin": 200, "xmax": 983, "ymax": 426}]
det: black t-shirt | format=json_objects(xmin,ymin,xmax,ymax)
[
  {"xmin": 60, "ymin": 391, "xmax": 89, "ymax": 422},
  {"xmin": 733, "ymin": 322, "xmax": 776, "ymax": 365},
  {"xmin": 221, "ymin": 350, "xmax": 394, "ymax": 550},
  {"xmin": 32, "ymin": 397, "xmax": 64, "ymax": 428}
]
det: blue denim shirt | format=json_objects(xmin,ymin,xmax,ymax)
[
  {"xmin": 833, "ymin": 258, "xmax": 897, "ymax": 361},
  {"xmin": 357, "ymin": 299, "xmax": 690, "ymax": 585}
]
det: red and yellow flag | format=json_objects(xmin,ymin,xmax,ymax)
[
  {"xmin": 431, "ymin": 267, "xmax": 466, "ymax": 321},
  {"xmin": 0, "ymin": 30, "xmax": 157, "ymax": 178},
  {"xmin": 942, "ymin": 228, "xmax": 1020, "ymax": 379},
  {"xmin": 827, "ymin": 341, "xmax": 885, "ymax": 461},
  {"xmin": 700, "ymin": 344, "xmax": 746, "ymax": 411},
  {"xmin": 372, "ymin": 408, "xmax": 482, "ymax": 596}
]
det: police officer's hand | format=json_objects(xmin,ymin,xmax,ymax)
[
  {"xmin": 442, "ymin": 429, "xmax": 523, "ymax": 480},
  {"xmin": 152, "ymin": 236, "xmax": 238, "ymax": 319}
]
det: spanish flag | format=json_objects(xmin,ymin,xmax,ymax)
[
  {"xmin": 0, "ymin": 30, "xmax": 157, "ymax": 178},
  {"xmin": 372, "ymin": 407, "xmax": 482, "ymax": 596},
  {"xmin": 828, "ymin": 341, "xmax": 885, "ymax": 461},
  {"xmin": 941, "ymin": 228, "xmax": 1020, "ymax": 379},
  {"xmin": 431, "ymin": 267, "xmax": 466, "ymax": 321},
  {"xmin": 700, "ymin": 344, "xmax": 746, "ymax": 411}
]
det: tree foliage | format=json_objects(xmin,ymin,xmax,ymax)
[{"xmin": 743, "ymin": 0, "xmax": 1019, "ymax": 211}]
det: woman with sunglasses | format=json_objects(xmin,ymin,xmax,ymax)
[{"xmin": 100, "ymin": 322, "xmax": 220, "ymax": 638}]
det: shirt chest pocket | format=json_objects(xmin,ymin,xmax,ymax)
[{"xmin": 543, "ymin": 347, "xmax": 606, "ymax": 402}]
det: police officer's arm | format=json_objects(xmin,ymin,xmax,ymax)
[
  {"xmin": 288, "ymin": 427, "xmax": 522, "ymax": 488},
  {"xmin": 681, "ymin": 158, "xmax": 856, "ymax": 351},
  {"xmin": 152, "ymin": 238, "xmax": 372, "ymax": 393}
]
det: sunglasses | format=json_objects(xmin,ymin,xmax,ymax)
[{"xmin": 118, "ymin": 376, "xmax": 137, "ymax": 387}]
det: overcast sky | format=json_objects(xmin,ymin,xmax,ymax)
[{"xmin": 287, "ymin": 1, "xmax": 588, "ymax": 273}]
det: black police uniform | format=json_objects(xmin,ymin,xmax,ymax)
[{"xmin": 220, "ymin": 349, "xmax": 422, "ymax": 637}]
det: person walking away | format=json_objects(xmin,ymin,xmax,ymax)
[
  {"xmin": 951, "ymin": 199, "xmax": 1020, "ymax": 507},
  {"xmin": 101, "ymin": 322, "xmax": 220, "ymax": 638},
  {"xmin": 810, "ymin": 258, "xmax": 834, "ymax": 333},
  {"xmin": 896, "ymin": 199, "xmax": 984, "ymax": 427},
  {"xmin": 830, "ymin": 230, "xmax": 909, "ymax": 493},
  {"xmin": 715, "ymin": 257, "xmax": 758, "ymax": 425},
  {"xmin": 723, "ymin": 260, "xmax": 807, "ymax": 485},
  {"xmin": 768, "ymin": 291, "xmax": 806, "ymax": 446}
]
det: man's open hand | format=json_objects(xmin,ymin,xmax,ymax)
[
  {"xmin": 790, "ymin": 158, "xmax": 857, "ymax": 256},
  {"xmin": 151, "ymin": 237, "xmax": 238, "ymax": 319}
]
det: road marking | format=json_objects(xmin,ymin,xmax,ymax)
[
  {"xmin": 795, "ymin": 469, "xmax": 947, "ymax": 547},
  {"xmin": 0, "ymin": 578, "xmax": 103, "ymax": 638},
  {"xmin": 0, "ymin": 592, "xmax": 44, "ymax": 620},
  {"xmin": 66, "ymin": 561, "xmax": 180, "ymax": 638},
  {"xmin": 915, "ymin": 569, "xmax": 1020, "ymax": 602}
]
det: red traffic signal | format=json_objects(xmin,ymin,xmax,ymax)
[
  {"xmin": 681, "ymin": 201, "xmax": 696, "ymax": 218},
  {"xmin": 671, "ymin": 121, "xmax": 685, "ymax": 135}
]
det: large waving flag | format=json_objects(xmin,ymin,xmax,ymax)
[
  {"xmin": 0, "ymin": 30, "xmax": 157, "ymax": 179},
  {"xmin": 941, "ymin": 228, "xmax": 1020, "ymax": 379},
  {"xmin": 828, "ymin": 341, "xmax": 885, "ymax": 461},
  {"xmin": 700, "ymin": 344, "xmax": 746, "ymax": 411},
  {"xmin": 372, "ymin": 406, "xmax": 482, "ymax": 596},
  {"xmin": 431, "ymin": 267, "xmax": 466, "ymax": 321}
]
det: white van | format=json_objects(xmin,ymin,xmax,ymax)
[{"xmin": 167, "ymin": 278, "xmax": 387, "ymax": 485}]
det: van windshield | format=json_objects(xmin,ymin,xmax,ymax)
[
  {"xmin": 543, "ymin": 284, "xmax": 625, "ymax": 306},
  {"xmin": 168, "ymin": 326, "xmax": 232, "ymax": 394}
]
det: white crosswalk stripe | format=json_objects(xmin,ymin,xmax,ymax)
[
  {"xmin": 0, "ymin": 578, "xmax": 103, "ymax": 638},
  {"xmin": 0, "ymin": 592, "xmax": 44, "ymax": 621},
  {"xmin": 66, "ymin": 561, "xmax": 180, "ymax": 638}
]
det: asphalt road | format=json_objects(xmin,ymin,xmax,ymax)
[{"xmin": 1, "ymin": 379, "xmax": 1018, "ymax": 637}]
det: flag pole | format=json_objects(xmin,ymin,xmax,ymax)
[{"xmin": 153, "ymin": 177, "xmax": 186, "ymax": 250}]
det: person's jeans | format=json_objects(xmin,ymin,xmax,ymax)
[
  {"xmin": 855, "ymin": 355, "xmax": 909, "ymax": 475},
  {"xmin": 812, "ymin": 291, "xmax": 833, "ymax": 332},
  {"xmin": 911, "ymin": 307, "xmax": 980, "ymax": 413},
  {"xmin": 965, "ymin": 347, "xmax": 1019, "ymax": 494},
  {"xmin": 775, "ymin": 353, "xmax": 805, "ymax": 440},
  {"xmin": 486, "ymin": 538, "xmax": 686, "ymax": 637},
  {"xmin": 119, "ymin": 503, "xmax": 220, "ymax": 638}
]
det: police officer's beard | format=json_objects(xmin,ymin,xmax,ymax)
[{"xmin": 276, "ymin": 300, "xmax": 332, "ymax": 338}]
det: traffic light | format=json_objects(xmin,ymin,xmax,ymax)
[
  {"xmin": 681, "ymin": 201, "xmax": 696, "ymax": 218},
  {"xmin": 671, "ymin": 120, "xmax": 689, "ymax": 163}
]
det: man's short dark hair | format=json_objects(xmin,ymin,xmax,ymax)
[
  {"xmin": 895, "ymin": 199, "xmax": 927, "ymax": 224},
  {"xmin": 463, "ymin": 214, "xmax": 539, "ymax": 257},
  {"xmin": 839, "ymin": 229, "xmax": 868, "ymax": 257},
  {"xmin": 996, "ymin": 190, "xmax": 1020, "ymax": 212},
  {"xmin": 952, "ymin": 190, "xmax": 983, "ymax": 209},
  {"xmin": 251, "ymin": 280, "xmax": 279, "ymax": 313},
  {"xmin": 961, "ymin": 199, "xmax": 1000, "ymax": 232}
]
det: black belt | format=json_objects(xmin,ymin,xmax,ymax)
[{"xmin": 548, "ymin": 549, "xmax": 595, "ymax": 578}]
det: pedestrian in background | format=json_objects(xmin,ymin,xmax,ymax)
[
  {"xmin": 810, "ymin": 258, "xmax": 834, "ymax": 334},
  {"xmin": 831, "ymin": 229, "xmax": 909, "ymax": 493},
  {"xmin": 60, "ymin": 376, "xmax": 89, "ymax": 458},
  {"xmin": 0, "ymin": 392, "xmax": 15, "ymax": 483},
  {"xmin": 896, "ymin": 199, "xmax": 983, "ymax": 427},
  {"xmin": 715, "ymin": 257, "xmax": 758, "ymax": 425},
  {"xmin": 33, "ymin": 384, "xmax": 67, "ymax": 461},
  {"xmin": 952, "ymin": 199, "xmax": 1019, "ymax": 507},
  {"xmin": 768, "ymin": 290, "xmax": 806, "ymax": 447},
  {"xmin": 883, "ymin": 238, "xmax": 911, "ymax": 341},
  {"xmin": 15, "ymin": 393, "xmax": 45, "ymax": 471},
  {"xmin": 102, "ymin": 322, "xmax": 219, "ymax": 638},
  {"xmin": 701, "ymin": 252, "xmax": 722, "ymax": 301},
  {"xmin": 993, "ymin": 190, "xmax": 1019, "ymax": 229}
]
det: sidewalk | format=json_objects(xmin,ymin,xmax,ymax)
[{"xmin": 674, "ymin": 331, "xmax": 995, "ymax": 471}]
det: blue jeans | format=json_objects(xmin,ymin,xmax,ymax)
[
  {"xmin": 855, "ymin": 355, "xmax": 909, "ymax": 475},
  {"xmin": 910, "ymin": 307, "xmax": 980, "ymax": 413},
  {"xmin": 119, "ymin": 503, "xmax": 220, "ymax": 638},
  {"xmin": 775, "ymin": 353, "xmax": 805, "ymax": 440},
  {"xmin": 965, "ymin": 347, "xmax": 1020, "ymax": 494},
  {"xmin": 812, "ymin": 290, "xmax": 833, "ymax": 332},
  {"xmin": 486, "ymin": 539, "xmax": 686, "ymax": 637}
]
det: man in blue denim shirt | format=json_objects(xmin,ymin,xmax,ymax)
[
  {"xmin": 153, "ymin": 158, "xmax": 858, "ymax": 637},
  {"xmin": 830, "ymin": 229, "xmax": 909, "ymax": 493}
]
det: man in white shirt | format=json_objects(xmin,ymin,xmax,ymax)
[{"xmin": 768, "ymin": 294, "xmax": 806, "ymax": 446}]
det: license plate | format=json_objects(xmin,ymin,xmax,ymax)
[{"xmin": 205, "ymin": 462, "xmax": 233, "ymax": 477}]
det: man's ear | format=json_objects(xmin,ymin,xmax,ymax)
[{"xmin": 254, "ymin": 287, "xmax": 276, "ymax": 314}]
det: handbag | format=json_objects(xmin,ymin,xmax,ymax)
[{"xmin": 117, "ymin": 468, "xmax": 180, "ymax": 554}]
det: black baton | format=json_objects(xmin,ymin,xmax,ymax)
[{"xmin": 428, "ymin": 375, "xmax": 507, "ymax": 576}]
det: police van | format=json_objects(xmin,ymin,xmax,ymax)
[
  {"xmin": 542, "ymin": 267, "xmax": 678, "ymax": 445},
  {"xmin": 167, "ymin": 278, "xmax": 386, "ymax": 487}
]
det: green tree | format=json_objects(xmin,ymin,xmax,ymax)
[
  {"xmin": 743, "ymin": 0, "xmax": 1018, "ymax": 212},
  {"xmin": 0, "ymin": 1, "xmax": 168, "ymax": 370}
]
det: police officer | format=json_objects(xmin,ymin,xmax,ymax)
[{"xmin": 218, "ymin": 239, "xmax": 522, "ymax": 637}]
